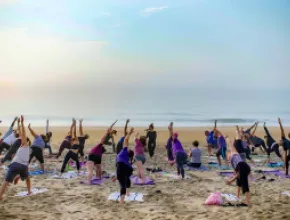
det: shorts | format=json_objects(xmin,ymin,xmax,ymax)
[
  {"xmin": 135, "ymin": 154, "xmax": 146, "ymax": 164},
  {"xmin": 88, "ymin": 154, "xmax": 102, "ymax": 165},
  {"xmin": 5, "ymin": 162, "xmax": 29, "ymax": 183},
  {"xmin": 216, "ymin": 146, "xmax": 227, "ymax": 160},
  {"xmin": 29, "ymin": 146, "xmax": 44, "ymax": 164},
  {"xmin": 78, "ymin": 145, "xmax": 84, "ymax": 157},
  {"xmin": 236, "ymin": 162, "xmax": 251, "ymax": 194}
]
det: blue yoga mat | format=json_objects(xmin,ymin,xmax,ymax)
[
  {"xmin": 267, "ymin": 162, "xmax": 284, "ymax": 168},
  {"xmin": 29, "ymin": 169, "xmax": 54, "ymax": 176}
]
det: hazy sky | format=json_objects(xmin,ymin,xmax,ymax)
[{"xmin": 0, "ymin": 0, "xmax": 290, "ymax": 91}]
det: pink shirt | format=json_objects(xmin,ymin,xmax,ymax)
[
  {"xmin": 90, "ymin": 143, "xmax": 103, "ymax": 156},
  {"xmin": 134, "ymin": 139, "xmax": 144, "ymax": 155}
]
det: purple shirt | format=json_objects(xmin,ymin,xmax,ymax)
[
  {"xmin": 117, "ymin": 147, "xmax": 132, "ymax": 168},
  {"xmin": 172, "ymin": 139, "xmax": 184, "ymax": 158},
  {"xmin": 134, "ymin": 139, "xmax": 144, "ymax": 155},
  {"xmin": 230, "ymin": 154, "xmax": 242, "ymax": 169},
  {"xmin": 217, "ymin": 136, "xmax": 226, "ymax": 148},
  {"xmin": 89, "ymin": 143, "xmax": 103, "ymax": 156}
]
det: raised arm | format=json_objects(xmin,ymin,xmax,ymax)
[
  {"xmin": 245, "ymin": 122, "xmax": 256, "ymax": 134},
  {"xmin": 226, "ymin": 136, "xmax": 237, "ymax": 154},
  {"xmin": 124, "ymin": 128, "xmax": 134, "ymax": 147},
  {"xmin": 251, "ymin": 122, "xmax": 258, "ymax": 136},
  {"xmin": 10, "ymin": 117, "xmax": 18, "ymax": 128},
  {"xmin": 46, "ymin": 119, "xmax": 49, "ymax": 134},
  {"xmin": 263, "ymin": 122, "xmax": 271, "ymax": 137},
  {"xmin": 68, "ymin": 119, "xmax": 75, "ymax": 136},
  {"xmin": 124, "ymin": 119, "xmax": 129, "ymax": 136},
  {"xmin": 135, "ymin": 132, "xmax": 140, "ymax": 140},
  {"xmin": 20, "ymin": 116, "xmax": 28, "ymax": 147},
  {"xmin": 213, "ymin": 120, "xmax": 217, "ymax": 130},
  {"xmin": 100, "ymin": 120, "xmax": 118, "ymax": 144},
  {"xmin": 168, "ymin": 122, "xmax": 173, "ymax": 138},
  {"xmin": 109, "ymin": 120, "xmax": 118, "ymax": 131},
  {"xmin": 28, "ymin": 124, "xmax": 38, "ymax": 138},
  {"xmin": 278, "ymin": 118, "xmax": 286, "ymax": 138},
  {"xmin": 73, "ymin": 119, "xmax": 77, "ymax": 139},
  {"xmin": 235, "ymin": 125, "xmax": 242, "ymax": 139},
  {"xmin": 17, "ymin": 118, "xmax": 21, "ymax": 137},
  {"xmin": 79, "ymin": 119, "xmax": 84, "ymax": 137}
]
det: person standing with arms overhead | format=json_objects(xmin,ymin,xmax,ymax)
[
  {"xmin": 204, "ymin": 120, "xmax": 218, "ymax": 157},
  {"xmin": 44, "ymin": 119, "xmax": 53, "ymax": 156},
  {"xmin": 146, "ymin": 123, "xmax": 157, "ymax": 158},
  {"xmin": 0, "ymin": 115, "xmax": 31, "ymax": 200},
  {"xmin": 56, "ymin": 119, "xmax": 75, "ymax": 158},
  {"xmin": 213, "ymin": 121, "xmax": 229, "ymax": 169}
]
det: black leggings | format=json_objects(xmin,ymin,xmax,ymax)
[
  {"xmin": 253, "ymin": 140, "xmax": 267, "ymax": 152},
  {"xmin": 61, "ymin": 151, "xmax": 80, "ymax": 173},
  {"xmin": 267, "ymin": 143, "xmax": 282, "ymax": 158},
  {"xmin": 285, "ymin": 153, "xmax": 290, "ymax": 175},
  {"xmin": 29, "ymin": 147, "xmax": 44, "ymax": 164},
  {"xmin": 236, "ymin": 162, "xmax": 251, "ymax": 194},
  {"xmin": 0, "ymin": 142, "xmax": 11, "ymax": 155},
  {"xmin": 245, "ymin": 147, "xmax": 252, "ymax": 161},
  {"xmin": 117, "ymin": 162, "xmax": 133, "ymax": 196},
  {"xmin": 56, "ymin": 141, "xmax": 71, "ymax": 158},
  {"xmin": 148, "ymin": 141, "xmax": 156, "ymax": 158}
]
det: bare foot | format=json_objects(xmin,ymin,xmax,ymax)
[
  {"xmin": 126, "ymin": 192, "xmax": 130, "ymax": 197},
  {"xmin": 13, "ymin": 176, "xmax": 20, "ymax": 185},
  {"xmin": 27, "ymin": 191, "xmax": 32, "ymax": 196}
]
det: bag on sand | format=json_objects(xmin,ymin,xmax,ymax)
[{"xmin": 204, "ymin": 192, "xmax": 223, "ymax": 206}]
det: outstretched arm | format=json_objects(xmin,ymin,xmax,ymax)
[
  {"xmin": 79, "ymin": 119, "xmax": 84, "ymax": 137},
  {"xmin": 68, "ymin": 119, "xmax": 75, "ymax": 136},
  {"xmin": 124, "ymin": 119, "xmax": 129, "ymax": 136},
  {"xmin": 20, "ymin": 116, "xmax": 28, "ymax": 147},
  {"xmin": 28, "ymin": 124, "xmax": 38, "ymax": 138},
  {"xmin": 10, "ymin": 117, "xmax": 18, "ymax": 128},
  {"xmin": 73, "ymin": 119, "xmax": 77, "ymax": 139},
  {"xmin": 278, "ymin": 118, "xmax": 286, "ymax": 138},
  {"xmin": 168, "ymin": 122, "xmax": 173, "ymax": 138},
  {"xmin": 46, "ymin": 119, "xmax": 49, "ymax": 134},
  {"xmin": 251, "ymin": 122, "xmax": 258, "ymax": 136},
  {"xmin": 236, "ymin": 126, "xmax": 242, "ymax": 139},
  {"xmin": 124, "ymin": 128, "xmax": 134, "ymax": 147},
  {"xmin": 100, "ymin": 120, "xmax": 118, "ymax": 144},
  {"xmin": 263, "ymin": 122, "xmax": 271, "ymax": 137},
  {"xmin": 17, "ymin": 118, "xmax": 21, "ymax": 137},
  {"xmin": 213, "ymin": 120, "xmax": 217, "ymax": 130},
  {"xmin": 245, "ymin": 122, "xmax": 256, "ymax": 133}
]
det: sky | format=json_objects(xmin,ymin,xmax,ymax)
[{"xmin": 0, "ymin": 0, "xmax": 290, "ymax": 92}]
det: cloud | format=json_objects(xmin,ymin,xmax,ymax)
[{"xmin": 140, "ymin": 6, "xmax": 168, "ymax": 16}]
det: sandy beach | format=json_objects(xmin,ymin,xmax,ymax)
[{"xmin": 0, "ymin": 126, "xmax": 290, "ymax": 220}]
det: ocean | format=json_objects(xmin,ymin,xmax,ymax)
[{"xmin": 0, "ymin": 87, "xmax": 289, "ymax": 127}]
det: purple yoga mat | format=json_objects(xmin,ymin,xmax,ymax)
[
  {"xmin": 80, "ymin": 178, "xmax": 105, "ymax": 185},
  {"xmin": 220, "ymin": 171, "xmax": 234, "ymax": 177},
  {"xmin": 275, "ymin": 171, "xmax": 290, "ymax": 178},
  {"xmin": 70, "ymin": 162, "xmax": 86, "ymax": 168},
  {"xmin": 130, "ymin": 176, "xmax": 155, "ymax": 185}
]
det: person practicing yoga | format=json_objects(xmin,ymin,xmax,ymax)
[
  {"xmin": 146, "ymin": 123, "xmax": 157, "ymax": 158},
  {"xmin": 44, "ymin": 119, "xmax": 53, "ymax": 156},
  {"xmin": 103, "ymin": 128, "xmax": 117, "ymax": 153},
  {"xmin": 225, "ymin": 133, "xmax": 251, "ymax": 206},
  {"xmin": 165, "ymin": 122, "xmax": 174, "ymax": 162},
  {"xmin": 244, "ymin": 122, "xmax": 267, "ymax": 154},
  {"xmin": 236, "ymin": 126, "xmax": 255, "ymax": 165},
  {"xmin": 134, "ymin": 132, "xmax": 146, "ymax": 182},
  {"xmin": 0, "ymin": 119, "xmax": 23, "ymax": 164},
  {"xmin": 0, "ymin": 116, "xmax": 31, "ymax": 200},
  {"xmin": 264, "ymin": 122, "xmax": 283, "ymax": 163},
  {"xmin": 116, "ymin": 127, "xmax": 134, "ymax": 205},
  {"xmin": 0, "ymin": 117, "xmax": 19, "ymax": 155},
  {"xmin": 187, "ymin": 141, "xmax": 202, "ymax": 168},
  {"xmin": 56, "ymin": 119, "xmax": 75, "ymax": 159},
  {"xmin": 86, "ymin": 120, "xmax": 117, "ymax": 182},
  {"xmin": 204, "ymin": 120, "xmax": 218, "ymax": 157},
  {"xmin": 278, "ymin": 118, "xmax": 290, "ymax": 175},
  {"xmin": 168, "ymin": 122, "xmax": 188, "ymax": 179},
  {"xmin": 213, "ymin": 123, "xmax": 229, "ymax": 169},
  {"xmin": 60, "ymin": 119, "xmax": 80, "ymax": 174},
  {"xmin": 78, "ymin": 119, "xmax": 89, "ymax": 162},
  {"xmin": 28, "ymin": 124, "xmax": 46, "ymax": 173},
  {"xmin": 116, "ymin": 119, "xmax": 130, "ymax": 155}
]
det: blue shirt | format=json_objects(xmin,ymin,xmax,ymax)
[
  {"xmin": 32, "ymin": 135, "xmax": 45, "ymax": 148},
  {"xmin": 116, "ymin": 147, "xmax": 132, "ymax": 168}
]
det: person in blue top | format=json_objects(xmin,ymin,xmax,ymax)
[
  {"xmin": 116, "ymin": 127, "xmax": 134, "ymax": 205},
  {"xmin": 116, "ymin": 119, "xmax": 130, "ymax": 155},
  {"xmin": 278, "ymin": 118, "xmax": 290, "ymax": 175},
  {"xmin": 204, "ymin": 120, "xmax": 218, "ymax": 157}
]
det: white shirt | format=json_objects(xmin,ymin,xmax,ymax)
[
  {"xmin": 3, "ymin": 133, "xmax": 16, "ymax": 146},
  {"xmin": 12, "ymin": 146, "xmax": 30, "ymax": 165}
]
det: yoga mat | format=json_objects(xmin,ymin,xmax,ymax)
[
  {"xmin": 156, "ymin": 171, "xmax": 191, "ymax": 180},
  {"xmin": 130, "ymin": 176, "xmax": 155, "ymax": 185},
  {"xmin": 208, "ymin": 163, "xmax": 232, "ymax": 170},
  {"xmin": 221, "ymin": 194, "xmax": 240, "ymax": 202},
  {"xmin": 108, "ymin": 192, "xmax": 143, "ymax": 202},
  {"xmin": 80, "ymin": 178, "xmax": 105, "ymax": 185},
  {"xmin": 281, "ymin": 191, "xmax": 290, "ymax": 196},
  {"xmin": 29, "ymin": 169, "xmax": 54, "ymax": 176},
  {"xmin": 185, "ymin": 165, "xmax": 209, "ymax": 171},
  {"xmin": 15, "ymin": 188, "xmax": 48, "ymax": 197},
  {"xmin": 69, "ymin": 161, "xmax": 86, "ymax": 168},
  {"xmin": 29, "ymin": 163, "xmax": 39, "ymax": 169},
  {"xmin": 267, "ymin": 162, "xmax": 284, "ymax": 168},
  {"xmin": 275, "ymin": 171, "xmax": 290, "ymax": 178},
  {"xmin": 219, "ymin": 171, "xmax": 235, "ymax": 177},
  {"xmin": 50, "ymin": 171, "xmax": 78, "ymax": 179}
]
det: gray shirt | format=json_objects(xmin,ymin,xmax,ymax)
[
  {"xmin": 12, "ymin": 147, "xmax": 30, "ymax": 165},
  {"xmin": 230, "ymin": 153, "xmax": 242, "ymax": 169},
  {"xmin": 190, "ymin": 148, "xmax": 201, "ymax": 164}
]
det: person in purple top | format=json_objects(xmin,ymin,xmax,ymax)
[
  {"xmin": 56, "ymin": 120, "xmax": 75, "ymax": 158},
  {"xmin": 225, "ymin": 133, "xmax": 251, "ymax": 206},
  {"xmin": 116, "ymin": 127, "xmax": 134, "ymax": 205},
  {"xmin": 86, "ymin": 120, "xmax": 117, "ymax": 182},
  {"xmin": 168, "ymin": 122, "xmax": 187, "ymax": 179},
  {"xmin": 213, "ymin": 122, "xmax": 229, "ymax": 169},
  {"xmin": 134, "ymin": 132, "xmax": 146, "ymax": 182}
]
